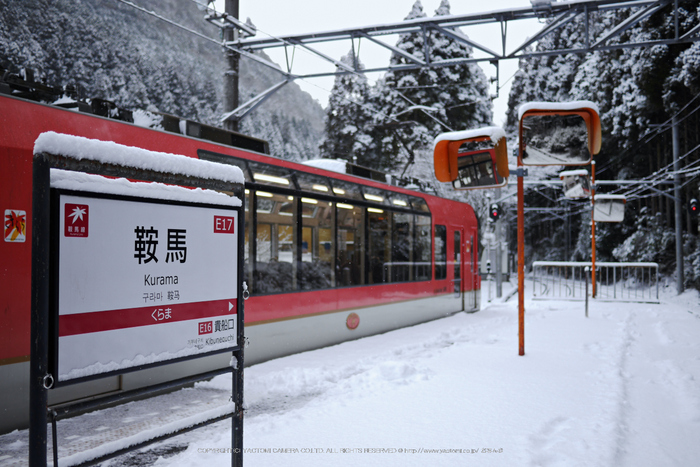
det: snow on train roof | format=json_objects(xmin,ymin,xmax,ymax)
[
  {"xmin": 34, "ymin": 131, "xmax": 245, "ymax": 185},
  {"xmin": 518, "ymin": 100, "xmax": 600, "ymax": 122},
  {"xmin": 432, "ymin": 126, "xmax": 506, "ymax": 147},
  {"xmin": 302, "ymin": 158, "xmax": 348, "ymax": 174},
  {"xmin": 50, "ymin": 169, "xmax": 241, "ymax": 206}
]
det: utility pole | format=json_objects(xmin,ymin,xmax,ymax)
[
  {"xmin": 495, "ymin": 187, "xmax": 503, "ymax": 298},
  {"xmin": 223, "ymin": 0, "xmax": 240, "ymax": 132},
  {"xmin": 673, "ymin": 115, "xmax": 684, "ymax": 294}
]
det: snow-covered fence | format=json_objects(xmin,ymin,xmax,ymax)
[{"xmin": 532, "ymin": 261, "xmax": 659, "ymax": 303}]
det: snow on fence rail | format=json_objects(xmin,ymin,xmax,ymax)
[{"xmin": 531, "ymin": 261, "xmax": 659, "ymax": 303}]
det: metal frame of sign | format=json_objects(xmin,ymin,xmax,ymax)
[
  {"xmin": 30, "ymin": 147, "xmax": 245, "ymax": 467},
  {"xmin": 48, "ymin": 189, "xmax": 242, "ymax": 387}
]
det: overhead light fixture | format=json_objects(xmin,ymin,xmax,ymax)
[
  {"xmin": 256, "ymin": 191, "xmax": 273, "ymax": 198},
  {"xmin": 392, "ymin": 199, "xmax": 408, "ymax": 207},
  {"xmin": 364, "ymin": 193, "xmax": 384, "ymax": 202},
  {"xmin": 368, "ymin": 208, "xmax": 384, "ymax": 213},
  {"xmin": 332, "ymin": 187, "xmax": 345, "ymax": 195},
  {"xmin": 337, "ymin": 203, "xmax": 354, "ymax": 210},
  {"xmin": 253, "ymin": 173, "xmax": 290, "ymax": 185},
  {"xmin": 312, "ymin": 184, "xmax": 329, "ymax": 192},
  {"xmin": 301, "ymin": 198, "xmax": 318, "ymax": 205}
]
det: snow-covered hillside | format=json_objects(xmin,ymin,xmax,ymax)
[{"xmin": 0, "ymin": 0, "xmax": 325, "ymax": 160}]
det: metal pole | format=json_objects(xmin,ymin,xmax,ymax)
[
  {"xmin": 495, "ymin": 188, "xmax": 503, "ymax": 298},
  {"xmin": 233, "ymin": 190, "xmax": 246, "ymax": 467},
  {"xmin": 517, "ymin": 135, "xmax": 525, "ymax": 356},
  {"xmin": 224, "ymin": 0, "xmax": 240, "ymax": 132},
  {"xmin": 673, "ymin": 115, "xmax": 684, "ymax": 294},
  {"xmin": 565, "ymin": 200, "xmax": 570, "ymax": 260},
  {"xmin": 584, "ymin": 266, "xmax": 589, "ymax": 318},
  {"xmin": 591, "ymin": 160, "xmax": 597, "ymax": 298},
  {"xmin": 30, "ymin": 154, "xmax": 50, "ymax": 467}
]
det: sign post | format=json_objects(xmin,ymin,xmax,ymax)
[
  {"xmin": 518, "ymin": 101, "xmax": 601, "ymax": 356},
  {"xmin": 30, "ymin": 132, "xmax": 246, "ymax": 466}
]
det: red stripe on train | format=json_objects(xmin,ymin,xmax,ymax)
[{"xmin": 58, "ymin": 299, "xmax": 237, "ymax": 336}]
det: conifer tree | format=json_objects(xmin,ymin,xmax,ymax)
[
  {"xmin": 319, "ymin": 51, "xmax": 377, "ymax": 167},
  {"xmin": 373, "ymin": 0, "xmax": 493, "ymax": 171}
]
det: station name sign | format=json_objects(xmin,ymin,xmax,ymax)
[{"xmin": 54, "ymin": 192, "xmax": 239, "ymax": 382}]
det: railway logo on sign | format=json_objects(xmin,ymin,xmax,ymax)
[
  {"xmin": 4, "ymin": 209, "xmax": 26, "ymax": 242},
  {"xmin": 64, "ymin": 203, "xmax": 89, "ymax": 237}
]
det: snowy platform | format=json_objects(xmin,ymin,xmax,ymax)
[
  {"xmin": 0, "ymin": 382, "xmax": 234, "ymax": 466},
  {"xmin": 2, "ymin": 279, "xmax": 700, "ymax": 466}
]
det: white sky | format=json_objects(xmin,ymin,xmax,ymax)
[{"xmin": 213, "ymin": 0, "xmax": 542, "ymax": 127}]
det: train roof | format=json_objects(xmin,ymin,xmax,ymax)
[{"xmin": 1, "ymin": 66, "xmax": 437, "ymax": 197}]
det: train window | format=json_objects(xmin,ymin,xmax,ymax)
[
  {"xmin": 296, "ymin": 172, "xmax": 332, "ymax": 196},
  {"xmin": 368, "ymin": 207, "xmax": 390, "ymax": 284},
  {"xmin": 197, "ymin": 150, "xmax": 252, "ymax": 182},
  {"xmin": 301, "ymin": 198, "xmax": 334, "ymax": 290},
  {"xmin": 254, "ymin": 192, "xmax": 297, "ymax": 293},
  {"xmin": 391, "ymin": 212, "xmax": 413, "ymax": 282},
  {"xmin": 389, "ymin": 193, "xmax": 410, "ymax": 209},
  {"xmin": 363, "ymin": 186, "xmax": 391, "ymax": 205},
  {"xmin": 248, "ymin": 160, "xmax": 297, "ymax": 189},
  {"xmin": 337, "ymin": 203, "xmax": 365, "ymax": 286},
  {"xmin": 330, "ymin": 179, "xmax": 363, "ymax": 200},
  {"xmin": 434, "ymin": 225, "xmax": 447, "ymax": 280},
  {"xmin": 409, "ymin": 196, "xmax": 430, "ymax": 213},
  {"xmin": 414, "ymin": 215, "xmax": 432, "ymax": 281}
]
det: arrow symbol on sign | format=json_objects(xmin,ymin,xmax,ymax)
[{"xmin": 229, "ymin": 302, "xmax": 234, "ymax": 312}]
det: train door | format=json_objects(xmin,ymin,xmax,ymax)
[
  {"xmin": 453, "ymin": 229, "xmax": 463, "ymax": 310},
  {"xmin": 465, "ymin": 234, "xmax": 477, "ymax": 310}
]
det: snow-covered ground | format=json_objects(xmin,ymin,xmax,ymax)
[{"xmin": 2, "ymin": 280, "xmax": 700, "ymax": 466}]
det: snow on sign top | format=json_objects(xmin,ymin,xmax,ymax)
[
  {"xmin": 518, "ymin": 100, "xmax": 600, "ymax": 122},
  {"xmin": 50, "ymin": 169, "xmax": 241, "ymax": 207},
  {"xmin": 432, "ymin": 126, "xmax": 506, "ymax": 147},
  {"xmin": 594, "ymin": 194, "xmax": 627, "ymax": 201},
  {"xmin": 559, "ymin": 169, "xmax": 589, "ymax": 178},
  {"xmin": 34, "ymin": 132, "xmax": 245, "ymax": 185}
]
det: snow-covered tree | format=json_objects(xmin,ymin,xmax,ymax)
[
  {"xmin": 505, "ymin": 0, "xmax": 700, "ymax": 284},
  {"xmin": 371, "ymin": 0, "xmax": 493, "ymax": 172},
  {"xmin": 0, "ymin": 0, "xmax": 325, "ymax": 161},
  {"xmin": 319, "ymin": 51, "xmax": 377, "ymax": 167}
]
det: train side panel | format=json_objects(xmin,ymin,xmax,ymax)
[{"xmin": 0, "ymin": 95, "xmax": 482, "ymax": 433}]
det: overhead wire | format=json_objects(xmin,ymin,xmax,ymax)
[
  {"xmin": 592, "ymin": 96, "xmax": 700, "ymax": 180},
  {"xmin": 122, "ymin": 0, "xmax": 699, "ymax": 204},
  {"xmin": 588, "ymin": 98, "xmax": 700, "ymax": 202},
  {"xmin": 126, "ymin": 0, "xmax": 486, "ymax": 134}
]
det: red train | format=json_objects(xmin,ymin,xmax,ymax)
[{"xmin": 0, "ymin": 76, "xmax": 481, "ymax": 433}]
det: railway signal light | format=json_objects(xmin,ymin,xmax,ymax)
[
  {"xmin": 489, "ymin": 204, "xmax": 502, "ymax": 221},
  {"xmin": 690, "ymin": 198, "xmax": 698, "ymax": 216}
]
